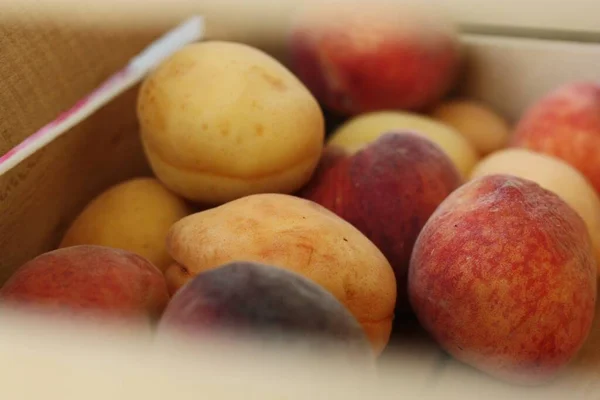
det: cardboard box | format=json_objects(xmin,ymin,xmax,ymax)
[
  {"xmin": 433, "ymin": 0, "xmax": 600, "ymax": 39},
  {"xmin": 1, "ymin": 1, "xmax": 600, "ymax": 398}
]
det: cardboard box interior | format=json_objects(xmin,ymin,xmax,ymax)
[{"xmin": 1, "ymin": 2, "xmax": 600, "ymax": 398}]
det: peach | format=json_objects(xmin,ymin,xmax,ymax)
[
  {"xmin": 327, "ymin": 111, "xmax": 478, "ymax": 178},
  {"xmin": 0, "ymin": 245, "xmax": 170, "ymax": 326},
  {"xmin": 431, "ymin": 99, "xmax": 510, "ymax": 155},
  {"xmin": 158, "ymin": 261, "xmax": 372, "ymax": 360},
  {"xmin": 511, "ymin": 81, "xmax": 600, "ymax": 194},
  {"xmin": 164, "ymin": 193, "xmax": 396, "ymax": 355},
  {"xmin": 300, "ymin": 132, "xmax": 462, "ymax": 310},
  {"xmin": 59, "ymin": 177, "xmax": 193, "ymax": 272},
  {"xmin": 408, "ymin": 174, "xmax": 597, "ymax": 384},
  {"xmin": 288, "ymin": 0, "xmax": 462, "ymax": 116},
  {"xmin": 137, "ymin": 41, "xmax": 325, "ymax": 206},
  {"xmin": 470, "ymin": 148, "xmax": 600, "ymax": 268}
]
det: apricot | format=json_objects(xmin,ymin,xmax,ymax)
[
  {"xmin": 288, "ymin": 0, "xmax": 462, "ymax": 115},
  {"xmin": 511, "ymin": 81, "xmax": 600, "ymax": 194},
  {"xmin": 164, "ymin": 193, "xmax": 396, "ymax": 355},
  {"xmin": 159, "ymin": 261, "xmax": 372, "ymax": 360},
  {"xmin": 327, "ymin": 111, "xmax": 478, "ymax": 178},
  {"xmin": 137, "ymin": 41, "xmax": 325, "ymax": 206},
  {"xmin": 470, "ymin": 148, "xmax": 600, "ymax": 268},
  {"xmin": 300, "ymin": 132, "xmax": 462, "ymax": 310},
  {"xmin": 59, "ymin": 177, "xmax": 193, "ymax": 272},
  {"xmin": 409, "ymin": 174, "xmax": 597, "ymax": 384},
  {"xmin": 431, "ymin": 99, "xmax": 510, "ymax": 155},
  {"xmin": 0, "ymin": 245, "xmax": 170, "ymax": 326}
]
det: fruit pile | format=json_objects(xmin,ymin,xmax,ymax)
[{"xmin": 2, "ymin": 0, "xmax": 599, "ymax": 388}]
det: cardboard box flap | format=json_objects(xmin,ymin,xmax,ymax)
[{"xmin": 435, "ymin": 0, "xmax": 600, "ymax": 41}]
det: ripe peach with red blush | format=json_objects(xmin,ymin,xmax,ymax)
[
  {"xmin": 511, "ymin": 81, "xmax": 600, "ymax": 194},
  {"xmin": 409, "ymin": 174, "xmax": 597, "ymax": 385},
  {"xmin": 0, "ymin": 245, "xmax": 170, "ymax": 327},
  {"xmin": 300, "ymin": 132, "xmax": 462, "ymax": 311},
  {"xmin": 288, "ymin": 0, "xmax": 462, "ymax": 116}
]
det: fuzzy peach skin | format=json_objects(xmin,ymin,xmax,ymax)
[
  {"xmin": 0, "ymin": 245, "xmax": 170, "ymax": 326},
  {"xmin": 164, "ymin": 193, "xmax": 397, "ymax": 355},
  {"xmin": 137, "ymin": 41, "xmax": 325, "ymax": 206},
  {"xmin": 60, "ymin": 177, "xmax": 193, "ymax": 272},
  {"xmin": 408, "ymin": 174, "xmax": 597, "ymax": 385},
  {"xmin": 511, "ymin": 81, "xmax": 600, "ymax": 194},
  {"xmin": 470, "ymin": 148, "xmax": 600, "ymax": 270},
  {"xmin": 327, "ymin": 111, "xmax": 478, "ymax": 178},
  {"xmin": 288, "ymin": 0, "xmax": 462, "ymax": 116},
  {"xmin": 300, "ymin": 132, "xmax": 462, "ymax": 311}
]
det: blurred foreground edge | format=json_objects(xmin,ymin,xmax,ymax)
[
  {"xmin": 0, "ymin": 306, "xmax": 591, "ymax": 400},
  {"xmin": 2, "ymin": 0, "xmax": 600, "ymax": 41}
]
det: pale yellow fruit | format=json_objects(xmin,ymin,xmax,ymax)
[
  {"xmin": 164, "ymin": 193, "xmax": 397, "ymax": 356},
  {"xmin": 470, "ymin": 148, "xmax": 600, "ymax": 269},
  {"xmin": 431, "ymin": 99, "xmax": 510, "ymax": 155},
  {"xmin": 328, "ymin": 111, "xmax": 478, "ymax": 178},
  {"xmin": 60, "ymin": 177, "xmax": 193, "ymax": 272},
  {"xmin": 137, "ymin": 41, "xmax": 325, "ymax": 205}
]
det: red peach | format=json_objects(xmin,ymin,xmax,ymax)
[
  {"xmin": 0, "ymin": 245, "xmax": 170, "ymax": 327},
  {"xmin": 408, "ymin": 174, "xmax": 597, "ymax": 385},
  {"xmin": 288, "ymin": 0, "xmax": 462, "ymax": 116},
  {"xmin": 300, "ymin": 132, "xmax": 462, "ymax": 310},
  {"xmin": 511, "ymin": 81, "xmax": 600, "ymax": 194}
]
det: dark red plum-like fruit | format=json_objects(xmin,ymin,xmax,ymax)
[
  {"xmin": 300, "ymin": 132, "xmax": 462, "ymax": 311},
  {"xmin": 158, "ymin": 261, "xmax": 373, "ymax": 359}
]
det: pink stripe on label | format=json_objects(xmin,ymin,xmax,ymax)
[{"xmin": 0, "ymin": 66, "xmax": 133, "ymax": 168}]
